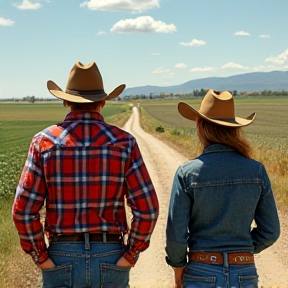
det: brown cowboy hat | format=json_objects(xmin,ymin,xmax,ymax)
[
  {"xmin": 47, "ymin": 61, "xmax": 126, "ymax": 103},
  {"xmin": 178, "ymin": 89, "xmax": 256, "ymax": 127}
]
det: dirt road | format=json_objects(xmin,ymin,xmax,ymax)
[{"xmin": 124, "ymin": 107, "xmax": 288, "ymax": 288}]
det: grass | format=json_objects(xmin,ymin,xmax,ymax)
[
  {"xmin": 0, "ymin": 101, "xmax": 132, "ymax": 287},
  {"xmin": 137, "ymin": 97, "xmax": 288, "ymax": 209}
]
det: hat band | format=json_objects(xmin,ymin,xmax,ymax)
[
  {"xmin": 210, "ymin": 117, "xmax": 237, "ymax": 123},
  {"xmin": 66, "ymin": 88, "xmax": 105, "ymax": 96}
]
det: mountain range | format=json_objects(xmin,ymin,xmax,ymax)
[{"xmin": 123, "ymin": 71, "xmax": 288, "ymax": 96}]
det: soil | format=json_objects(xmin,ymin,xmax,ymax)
[{"xmin": 3, "ymin": 107, "xmax": 287, "ymax": 288}]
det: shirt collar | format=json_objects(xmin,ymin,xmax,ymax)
[
  {"xmin": 63, "ymin": 111, "xmax": 104, "ymax": 122},
  {"xmin": 202, "ymin": 144, "xmax": 236, "ymax": 154}
]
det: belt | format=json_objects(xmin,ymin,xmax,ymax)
[
  {"xmin": 50, "ymin": 233, "xmax": 122, "ymax": 244},
  {"xmin": 188, "ymin": 252, "xmax": 254, "ymax": 265}
]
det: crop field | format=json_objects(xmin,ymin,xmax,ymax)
[
  {"xmin": 138, "ymin": 97, "xmax": 288, "ymax": 210},
  {"xmin": 0, "ymin": 101, "xmax": 132, "ymax": 287}
]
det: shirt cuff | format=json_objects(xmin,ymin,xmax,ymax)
[
  {"xmin": 123, "ymin": 249, "xmax": 140, "ymax": 266},
  {"xmin": 165, "ymin": 256, "xmax": 187, "ymax": 268}
]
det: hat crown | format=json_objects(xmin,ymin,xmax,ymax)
[
  {"xmin": 66, "ymin": 62, "xmax": 104, "ymax": 92},
  {"xmin": 199, "ymin": 90, "xmax": 235, "ymax": 120}
]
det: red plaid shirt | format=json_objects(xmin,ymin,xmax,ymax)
[{"xmin": 13, "ymin": 111, "xmax": 159, "ymax": 265}]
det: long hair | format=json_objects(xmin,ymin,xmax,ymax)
[{"xmin": 196, "ymin": 117, "xmax": 252, "ymax": 158}]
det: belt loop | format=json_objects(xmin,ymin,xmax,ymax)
[
  {"xmin": 84, "ymin": 232, "xmax": 90, "ymax": 250},
  {"xmin": 102, "ymin": 232, "xmax": 107, "ymax": 243}
]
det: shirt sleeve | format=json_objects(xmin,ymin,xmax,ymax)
[
  {"xmin": 124, "ymin": 141, "xmax": 159, "ymax": 265},
  {"xmin": 250, "ymin": 164, "xmax": 280, "ymax": 253},
  {"xmin": 165, "ymin": 166, "xmax": 190, "ymax": 268},
  {"xmin": 12, "ymin": 135, "xmax": 48, "ymax": 265}
]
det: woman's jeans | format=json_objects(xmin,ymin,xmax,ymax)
[
  {"xmin": 41, "ymin": 241, "xmax": 131, "ymax": 288},
  {"xmin": 182, "ymin": 258, "xmax": 258, "ymax": 288}
]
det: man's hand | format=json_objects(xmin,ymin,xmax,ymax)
[
  {"xmin": 116, "ymin": 256, "xmax": 133, "ymax": 268},
  {"xmin": 38, "ymin": 258, "xmax": 55, "ymax": 270}
]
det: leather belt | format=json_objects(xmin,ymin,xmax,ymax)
[
  {"xmin": 50, "ymin": 233, "xmax": 122, "ymax": 244},
  {"xmin": 188, "ymin": 252, "xmax": 254, "ymax": 265}
]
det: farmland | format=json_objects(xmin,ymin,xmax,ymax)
[
  {"xmin": 0, "ymin": 98, "xmax": 287, "ymax": 287},
  {"xmin": 0, "ymin": 101, "xmax": 132, "ymax": 287},
  {"xmin": 138, "ymin": 97, "xmax": 288, "ymax": 209}
]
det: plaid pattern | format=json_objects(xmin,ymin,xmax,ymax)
[{"xmin": 13, "ymin": 111, "xmax": 159, "ymax": 265}]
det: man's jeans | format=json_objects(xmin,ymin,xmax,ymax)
[
  {"xmin": 182, "ymin": 257, "xmax": 258, "ymax": 288},
  {"xmin": 41, "ymin": 242, "xmax": 131, "ymax": 288}
]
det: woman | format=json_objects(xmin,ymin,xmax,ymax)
[{"xmin": 165, "ymin": 89, "xmax": 280, "ymax": 288}]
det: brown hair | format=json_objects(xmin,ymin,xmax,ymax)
[
  {"xmin": 64, "ymin": 100, "xmax": 103, "ymax": 111},
  {"xmin": 196, "ymin": 117, "xmax": 252, "ymax": 158}
]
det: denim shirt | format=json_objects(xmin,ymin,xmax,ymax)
[{"xmin": 165, "ymin": 144, "xmax": 280, "ymax": 268}]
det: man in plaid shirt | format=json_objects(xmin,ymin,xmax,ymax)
[{"xmin": 12, "ymin": 61, "xmax": 159, "ymax": 288}]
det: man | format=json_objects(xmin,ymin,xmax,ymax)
[{"xmin": 12, "ymin": 61, "xmax": 159, "ymax": 288}]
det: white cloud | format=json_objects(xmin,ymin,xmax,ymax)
[
  {"xmin": 265, "ymin": 49, "xmax": 288, "ymax": 65},
  {"xmin": 234, "ymin": 31, "xmax": 250, "ymax": 36},
  {"xmin": 190, "ymin": 67, "xmax": 214, "ymax": 72},
  {"xmin": 151, "ymin": 52, "xmax": 160, "ymax": 56},
  {"xmin": 111, "ymin": 16, "xmax": 176, "ymax": 34},
  {"xmin": 80, "ymin": 0, "xmax": 159, "ymax": 13},
  {"xmin": 221, "ymin": 62, "xmax": 245, "ymax": 69},
  {"xmin": 97, "ymin": 31, "xmax": 106, "ymax": 35},
  {"xmin": 259, "ymin": 34, "xmax": 271, "ymax": 39},
  {"xmin": 175, "ymin": 63, "xmax": 187, "ymax": 68},
  {"xmin": 179, "ymin": 39, "xmax": 206, "ymax": 47},
  {"xmin": 0, "ymin": 17, "xmax": 15, "ymax": 26},
  {"xmin": 13, "ymin": 0, "xmax": 41, "ymax": 9},
  {"xmin": 152, "ymin": 67, "xmax": 170, "ymax": 74}
]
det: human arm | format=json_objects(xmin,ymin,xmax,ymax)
[
  {"xmin": 124, "ymin": 142, "xmax": 159, "ymax": 265},
  {"xmin": 165, "ymin": 167, "xmax": 190, "ymax": 284},
  {"xmin": 12, "ymin": 135, "xmax": 48, "ymax": 265},
  {"xmin": 250, "ymin": 165, "xmax": 280, "ymax": 253}
]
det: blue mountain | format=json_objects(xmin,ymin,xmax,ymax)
[{"xmin": 123, "ymin": 71, "xmax": 288, "ymax": 96}]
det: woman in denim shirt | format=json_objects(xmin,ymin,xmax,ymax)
[{"xmin": 165, "ymin": 89, "xmax": 280, "ymax": 288}]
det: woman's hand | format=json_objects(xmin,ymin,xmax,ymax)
[
  {"xmin": 116, "ymin": 256, "xmax": 133, "ymax": 268},
  {"xmin": 173, "ymin": 266, "xmax": 185, "ymax": 288},
  {"xmin": 38, "ymin": 258, "xmax": 55, "ymax": 270}
]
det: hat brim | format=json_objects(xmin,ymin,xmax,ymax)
[
  {"xmin": 47, "ymin": 80, "xmax": 125, "ymax": 103},
  {"xmin": 178, "ymin": 102, "xmax": 256, "ymax": 127}
]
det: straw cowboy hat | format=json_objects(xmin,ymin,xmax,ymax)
[
  {"xmin": 47, "ymin": 61, "xmax": 126, "ymax": 103},
  {"xmin": 178, "ymin": 89, "xmax": 256, "ymax": 127}
]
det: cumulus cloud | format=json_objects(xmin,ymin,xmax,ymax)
[
  {"xmin": 179, "ymin": 39, "xmax": 206, "ymax": 47},
  {"xmin": 234, "ymin": 31, "xmax": 250, "ymax": 36},
  {"xmin": 190, "ymin": 67, "xmax": 214, "ymax": 72},
  {"xmin": 151, "ymin": 52, "xmax": 160, "ymax": 56},
  {"xmin": 13, "ymin": 0, "xmax": 41, "ymax": 9},
  {"xmin": 0, "ymin": 17, "xmax": 15, "ymax": 26},
  {"xmin": 221, "ymin": 62, "xmax": 245, "ymax": 69},
  {"xmin": 111, "ymin": 16, "xmax": 176, "ymax": 34},
  {"xmin": 152, "ymin": 67, "xmax": 170, "ymax": 74},
  {"xmin": 97, "ymin": 31, "xmax": 106, "ymax": 35},
  {"xmin": 80, "ymin": 0, "xmax": 159, "ymax": 13},
  {"xmin": 259, "ymin": 34, "xmax": 271, "ymax": 39},
  {"xmin": 175, "ymin": 63, "xmax": 187, "ymax": 68},
  {"xmin": 265, "ymin": 49, "xmax": 288, "ymax": 65}
]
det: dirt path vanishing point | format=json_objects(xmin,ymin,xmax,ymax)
[{"xmin": 124, "ymin": 107, "xmax": 288, "ymax": 288}]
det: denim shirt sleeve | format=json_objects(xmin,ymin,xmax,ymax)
[
  {"xmin": 165, "ymin": 166, "xmax": 190, "ymax": 267},
  {"xmin": 250, "ymin": 164, "xmax": 280, "ymax": 253}
]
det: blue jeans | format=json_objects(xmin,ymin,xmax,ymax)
[
  {"xmin": 182, "ymin": 259, "xmax": 258, "ymax": 288},
  {"xmin": 41, "ymin": 242, "xmax": 131, "ymax": 288}
]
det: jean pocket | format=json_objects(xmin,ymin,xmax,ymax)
[
  {"xmin": 100, "ymin": 263, "xmax": 131, "ymax": 288},
  {"xmin": 239, "ymin": 275, "xmax": 258, "ymax": 288},
  {"xmin": 182, "ymin": 274, "xmax": 216, "ymax": 288},
  {"xmin": 42, "ymin": 264, "xmax": 72, "ymax": 288}
]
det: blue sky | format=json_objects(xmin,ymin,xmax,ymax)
[{"xmin": 1, "ymin": 0, "xmax": 288, "ymax": 99}]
